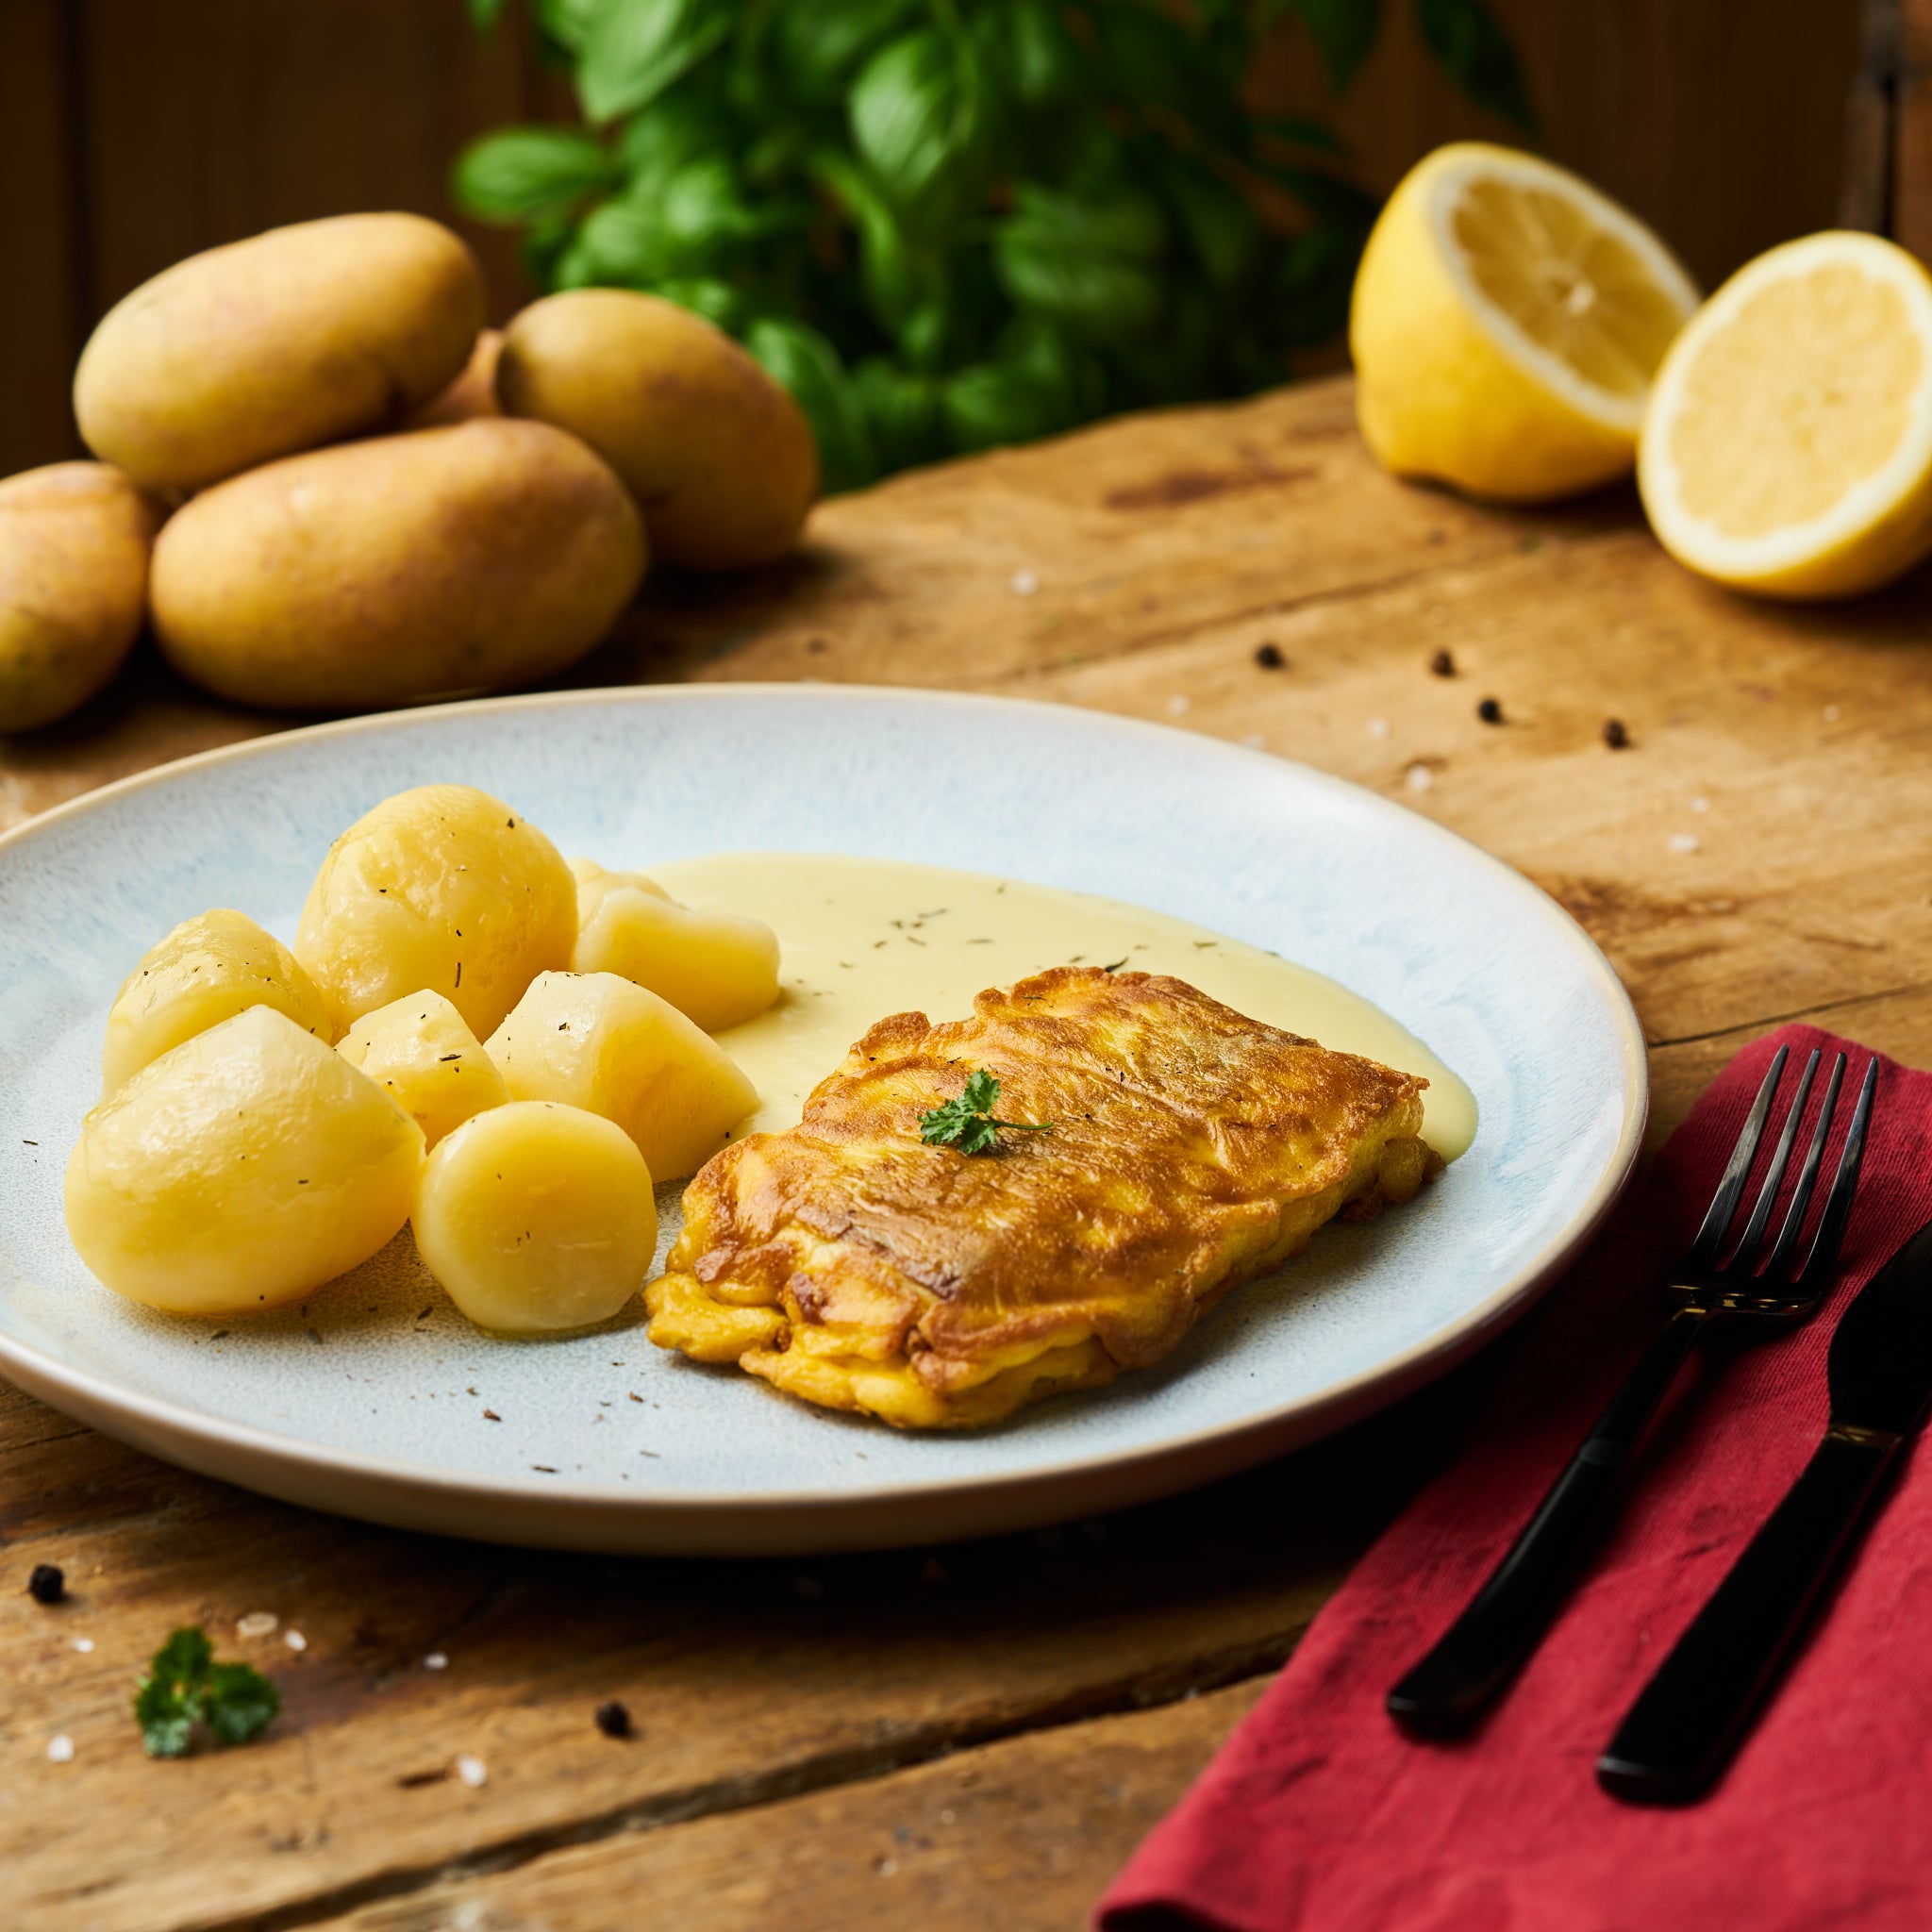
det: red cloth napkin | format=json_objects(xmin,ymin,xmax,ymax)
[{"xmin": 1098, "ymin": 1024, "xmax": 1932, "ymax": 1932}]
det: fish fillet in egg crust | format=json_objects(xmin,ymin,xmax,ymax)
[{"xmin": 646, "ymin": 967, "xmax": 1439, "ymax": 1428}]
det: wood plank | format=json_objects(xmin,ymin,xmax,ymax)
[
  {"xmin": 75, "ymin": 0, "xmax": 537, "ymax": 329},
  {"xmin": 1896, "ymin": 0, "xmax": 1932, "ymax": 260},
  {"xmin": 313, "ymin": 1680, "xmax": 1267, "ymax": 1932},
  {"xmin": 0, "ymin": 1354, "xmax": 1441, "ymax": 1932},
  {"xmin": 1251, "ymin": 0, "xmax": 1862, "ymax": 291},
  {"xmin": 0, "ymin": 0, "xmax": 85, "ymax": 475}
]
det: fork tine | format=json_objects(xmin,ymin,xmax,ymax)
[
  {"xmin": 1794, "ymin": 1056, "xmax": 1878, "ymax": 1291},
  {"xmin": 1685, "ymin": 1045, "xmax": 1789, "ymax": 1271},
  {"xmin": 1759, "ymin": 1053, "xmax": 1844, "ymax": 1281},
  {"xmin": 1727, "ymin": 1049, "xmax": 1820, "ymax": 1272}
]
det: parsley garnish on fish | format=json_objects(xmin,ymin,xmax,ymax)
[
  {"xmin": 133, "ymin": 1626, "xmax": 281, "ymax": 1757},
  {"xmin": 918, "ymin": 1070, "xmax": 1052, "ymax": 1156}
]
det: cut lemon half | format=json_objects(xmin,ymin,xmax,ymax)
[
  {"xmin": 1640, "ymin": 232, "xmax": 1932, "ymax": 599},
  {"xmin": 1352, "ymin": 143, "xmax": 1700, "ymax": 502}
]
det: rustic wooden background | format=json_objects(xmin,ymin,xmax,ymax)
[{"xmin": 0, "ymin": 0, "xmax": 1868, "ymax": 480}]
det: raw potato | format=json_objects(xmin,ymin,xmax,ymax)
[
  {"xmin": 403, "ymin": 327, "xmax": 504, "ymax": 429},
  {"xmin": 102, "ymin": 908, "xmax": 332, "ymax": 1096},
  {"xmin": 413, "ymin": 1101, "xmax": 657, "ymax": 1334},
  {"xmin": 487, "ymin": 971, "xmax": 757, "ymax": 1181},
  {"xmin": 337, "ymin": 990, "xmax": 509, "ymax": 1147},
  {"xmin": 572, "ymin": 858, "xmax": 780, "ymax": 1031},
  {"xmin": 64, "ymin": 1006, "xmax": 424, "ymax": 1316},
  {"xmin": 0, "ymin": 463, "xmax": 164, "ymax": 733},
  {"xmin": 498, "ymin": 290, "xmax": 818, "ymax": 571},
  {"xmin": 75, "ymin": 212, "xmax": 485, "ymax": 491},
  {"xmin": 149, "ymin": 420, "xmax": 646, "ymax": 711},
  {"xmin": 295, "ymin": 783, "xmax": 579, "ymax": 1040}
]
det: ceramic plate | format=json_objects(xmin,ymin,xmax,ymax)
[{"xmin": 0, "ymin": 686, "xmax": 1644, "ymax": 1554}]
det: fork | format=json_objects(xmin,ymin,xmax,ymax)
[{"xmin": 1387, "ymin": 1044, "xmax": 1876, "ymax": 1736}]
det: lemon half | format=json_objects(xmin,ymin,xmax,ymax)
[
  {"xmin": 1352, "ymin": 143, "xmax": 1700, "ymax": 502},
  {"xmin": 1640, "ymin": 232, "xmax": 1932, "ymax": 599}
]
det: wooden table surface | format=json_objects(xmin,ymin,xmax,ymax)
[{"xmin": 8, "ymin": 374, "xmax": 1932, "ymax": 1932}]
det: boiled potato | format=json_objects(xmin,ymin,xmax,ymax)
[
  {"xmin": 487, "ymin": 971, "xmax": 757, "ymax": 1181},
  {"xmin": 75, "ymin": 213, "xmax": 484, "ymax": 491},
  {"xmin": 0, "ymin": 463, "xmax": 164, "ymax": 733},
  {"xmin": 64, "ymin": 1006, "xmax": 424, "ymax": 1316},
  {"xmin": 337, "ymin": 990, "xmax": 508, "ymax": 1147},
  {"xmin": 295, "ymin": 783, "xmax": 578, "ymax": 1040},
  {"xmin": 498, "ymin": 291, "xmax": 818, "ymax": 571},
  {"xmin": 102, "ymin": 908, "xmax": 332, "ymax": 1096},
  {"xmin": 403, "ymin": 327, "xmax": 504, "ymax": 429},
  {"xmin": 149, "ymin": 420, "xmax": 645, "ymax": 711},
  {"xmin": 413, "ymin": 1101, "xmax": 657, "ymax": 1333},
  {"xmin": 572, "ymin": 858, "xmax": 780, "ymax": 1032}
]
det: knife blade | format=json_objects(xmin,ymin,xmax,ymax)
[{"xmin": 1598, "ymin": 1213, "xmax": 1932, "ymax": 1804}]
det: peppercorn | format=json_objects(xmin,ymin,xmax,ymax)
[
  {"xmin": 26, "ymin": 1563, "xmax": 64, "ymax": 1605},
  {"xmin": 1602, "ymin": 718, "xmax": 1630, "ymax": 749},
  {"xmin": 594, "ymin": 1699, "xmax": 633, "ymax": 1739},
  {"xmin": 1477, "ymin": 697, "xmax": 1504, "ymax": 724},
  {"xmin": 1429, "ymin": 649, "xmax": 1455, "ymax": 677},
  {"xmin": 1254, "ymin": 641, "xmax": 1286, "ymax": 670}
]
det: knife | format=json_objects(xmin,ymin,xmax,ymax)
[{"xmin": 1598, "ymin": 1212, "xmax": 1932, "ymax": 1804}]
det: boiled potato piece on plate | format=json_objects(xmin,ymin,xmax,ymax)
[
  {"xmin": 0, "ymin": 462, "xmax": 166, "ymax": 734},
  {"xmin": 102, "ymin": 907, "xmax": 333, "ymax": 1096},
  {"xmin": 295, "ymin": 784, "xmax": 578, "ymax": 1040},
  {"xmin": 572, "ymin": 858, "xmax": 780, "ymax": 1031},
  {"xmin": 74, "ymin": 212, "xmax": 484, "ymax": 491},
  {"xmin": 413, "ymin": 1101, "xmax": 657, "ymax": 1333},
  {"xmin": 487, "ymin": 971, "xmax": 757, "ymax": 1181},
  {"xmin": 64, "ymin": 1006, "xmax": 424, "ymax": 1316},
  {"xmin": 498, "ymin": 290, "xmax": 818, "ymax": 571},
  {"xmin": 336, "ymin": 990, "xmax": 508, "ymax": 1147},
  {"xmin": 148, "ymin": 419, "xmax": 645, "ymax": 712}
]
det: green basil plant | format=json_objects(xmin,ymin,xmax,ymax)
[{"xmin": 457, "ymin": 0, "xmax": 1534, "ymax": 490}]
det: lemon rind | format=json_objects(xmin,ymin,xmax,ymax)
[{"xmin": 1639, "ymin": 231, "xmax": 1932, "ymax": 594}]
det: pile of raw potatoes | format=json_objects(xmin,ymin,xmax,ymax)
[
  {"xmin": 0, "ymin": 212, "xmax": 820, "ymax": 733},
  {"xmin": 64, "ymin": 782, "xmax": 780, "ymax": 1336}
]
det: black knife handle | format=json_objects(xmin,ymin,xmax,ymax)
[
  {"xmin": 1388, "ymin": 1305, "xmax": 1710, "ymax": 1736},
  {"xmin": 1598, "ymin": 1423, "xmax": 1902, "ymax": 1804}
]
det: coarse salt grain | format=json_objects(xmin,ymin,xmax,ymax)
[
  {"xmin": 1669, "ymin": 833, "xmax": 1700, "ymax": 854},
  {"xmin": 1240, "ymin": 731, "xmax": 1267, "ymax": 750},
  {"xmin": 1690, "ymin": 796, "xmax": 1710, "ymax": 813},
  {"xmin": 1166, "ymin": 694, "xmax": 1190, "ymax": 717},
  {"xmin": 424, "ymin": 1653, "xmax": 449, "ymax": 1671},
  {"xmin": 46, "ymin": 1735, "xmax": 73, "ymax": 1763},
  {"xmin": 236, "ymin": 1611, "xmax": 278, "ymax": 1639},
  {"xmin": 1009, "ymin": 569, "xmax": 1040, "ymax": 597},
  {"xmin": 1824, "ymin": 704, "xmax": 1841, "ymax": 721},
  {"xmin": 1368, "ymin": 717, "xmax": 1391, "ymax": 741},
  {"xmin": 1405, "ymin": 763, "xmax": 1434, "ymax": 793},
  {"xmin": 71, "ymin": 1637, "xmax": 93, "ymax": 1654},
  {"xmin": 456, "ymin": 1754, "xmax": 488, "ymax": 1789},
  {"xmin": 285, "ymin": 1629, "xmax": 308, "ymax": 1652}
]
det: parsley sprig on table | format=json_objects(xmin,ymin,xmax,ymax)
[
  {"xmin": 134, "ymin": 1626, "xmax": 281, "ymax": 1758},
  {"xmin": 919, "ymin": 1069, "xmax": 1052, "ymax": 1157}
]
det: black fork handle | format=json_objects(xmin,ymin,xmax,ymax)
[
  {"xmin": 1597, "ymin": 1423, "xmax": 1901, "ymax": 1803},
  {"xmin": 1388, "ymin": 1305, "xmax": 1711, "ymax": 1735}
]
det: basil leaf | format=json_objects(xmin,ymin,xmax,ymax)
[
  {"xmin": 993, "ymin": 184, "xmax": 1169, "ymax": 344},
  {"xmin": 617, "ymin": 90, "xmax": 735, "ymax": 188},
  {"xmin": 1160, "ymin": 158, "xmax": 1262, "ymax": 291},
  {"xmin": 537, "ymin": 0, "xmax": 604, "ymax": 55},
  {"xmin": 848, "ymin": 26, "xmax": 999, "ymax": 232},
  {"xmin": 1254, "ymin": 112, "xmax": 1349, "ymax": 157},
  {"xmin": 1092, "ymin": 5, "xmax": 1241, "ymax": 146},
  {"xmin": 1413, "ymin": 0, "xmax": 1538, "ymax": 133},
  {"xmin": 1002, "ymin": 0, "xmax": 1087, "ymax": 108},
  {"xmin": 581, "ymin": 0, "xmax": 733, "ymax": 125},
  {"xmin": 745, "ymin": 318, "xmax": 878, "ymax": 492},
  {"xmin": 853, "ymin": 358, "xmax": 945, "ymax": 471},
  {"xmin": 1282, "ymin": 0, "xmax": 1382, "ymax": 94},
  {"xmin": 453, "ymin": 128, "xmax": 617, "ymax": 224},
  {"xmin": 564, "ymin": 198, "xmax": 678, "ymax": 285},
  {"xmin": 654, "ymin": 276, "xmax": 749, "ymax": 330},
  {"xmin": 941, "ymin": 357, "xmax": 1076, "ymax": 453},
  {"xmin": 774, "ymin": 0, "xmax": 924, "ymax": 104},
  {"xmin": 467, "ymin": 0, "xmax": 510, "ymax": 32}
]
